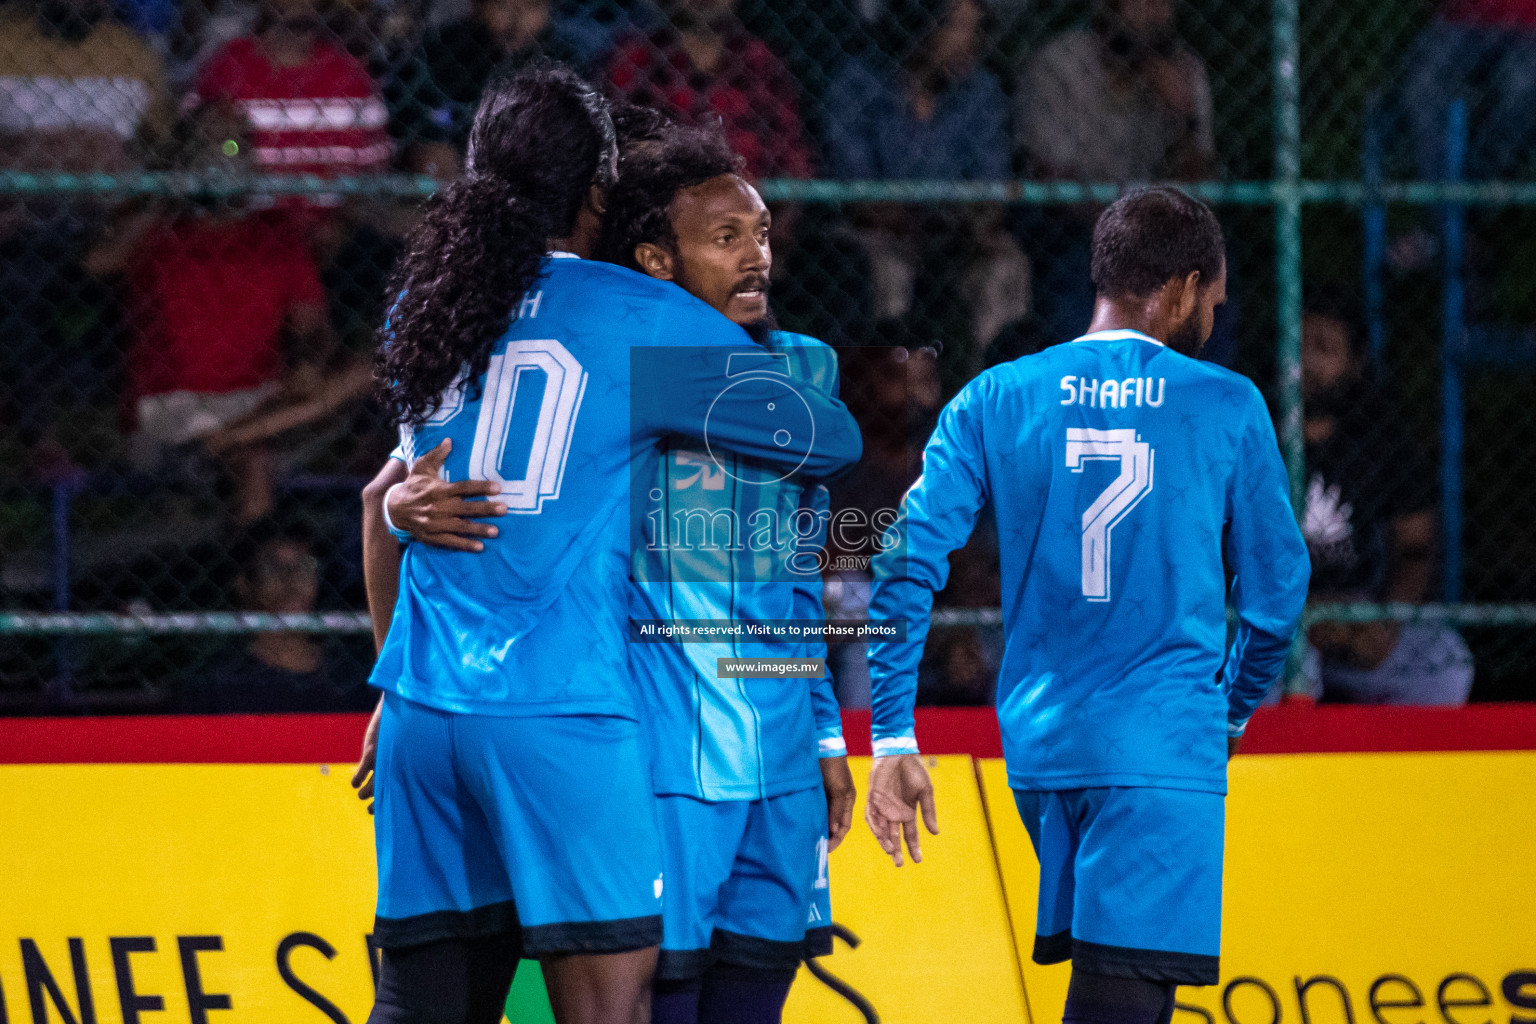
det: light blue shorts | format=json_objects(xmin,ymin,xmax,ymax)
[
  {"xmin": 372, "ymin": 692, "xmax": 663, "ymax": 956},
  {"xmin": 1014, "ymin": 786, "xmax": 1224, "ymax": 985},
  {"xmin": 654, "ymin": 786, "xmax": 831, "ymax": 980}
]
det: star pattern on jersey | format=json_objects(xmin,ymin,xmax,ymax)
[
  {"xmin": 1019, "ymin": 627, "xmax": 1051, "ymax": 652},
  {"xmin": 616, "ymin": 294, "xmax": 656, "ymax": 322}
]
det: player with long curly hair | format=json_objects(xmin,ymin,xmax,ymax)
[{"xmin": 362, "ymin": 66, "xmax": 861, "ymax": 1024}]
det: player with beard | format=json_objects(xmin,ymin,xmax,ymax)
[
  {"xmin": 594, "ymin": 124, "xmax": 853, "ymax": 1024},
  {"xmin": 378, "ymin": 120, "xmax": 855, "ymax": 1024},
  {"xmin": 864, "ymin": 187, "xmax": 1309, "ymax": 1022},
  {"xmin": 359, "ymin": 68, "xmax": 859, "ymax": 1024}
]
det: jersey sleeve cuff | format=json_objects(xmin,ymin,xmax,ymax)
[
  {"xmin": 817, "ymin": 735, "xmax": 848, "ymax": 758},
  {"xmin": 1228, "ymin": 717, "xmax": 1250, "ymax": 738},
  {"xmin": 872, "ymin": 734, "xmax": 919, "ymax": 757},
  {"xmin": 381, "ymin": 482, "xmax": 412, "ymax": 542}
]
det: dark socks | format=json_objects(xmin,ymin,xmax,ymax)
[
  {"xmin": 367, "ymin": 933, "xmax": 521, "ymax": 1024},
  {"xmin": 1062, "ymin": 968, "xmax": 1178, "ymax": 1024},
  {"xmin": 697, "ymin": 963, "xmax": 797, "ymax": 1024},
  {"xmin": 652, "ymin": 976, "xmax": 704, "ymax": 1024}
]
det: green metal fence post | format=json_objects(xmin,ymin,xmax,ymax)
[{"xmin": 1273, "ymin": 0, "xmax": 1309, "ymax": 693}]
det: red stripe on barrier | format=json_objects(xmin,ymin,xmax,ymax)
[
  {"xmin": 0, "ymin": 704, "xmax": 1531, "ymax": 764},
  {"xmin": 842, "ymin": 704, "xmax": 1536, "ymax": 757},
  {"xmin": 1237, "ymin": 701, "xmax": 1536, "ymax": 753},
  {"xmin": 0, "ymin": 713, "xmax": 370, "ymax": 764},
  {"xmin": 838, "ymin": 708, "xmax": 1004, "ymax": 758}
]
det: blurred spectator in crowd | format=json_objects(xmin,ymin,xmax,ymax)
[
  {"xmin": 607, "ymin": 0, "xmax": 813, "ymax": 181},
  {"xmin": 734, "ymin": 0, "xmax": 874, "ymax": 115},
  {"xmin": 917, "ymin": 520, "xmax": 1002, "ymax": 705},
  {"xmin": 548, "ymin": 0, "xmax": 663, "ymax": 69},
  {"xmin": 1014, "ymin": 0, "xmax": 1216, "ymax": 345},
  {"xmin": 0, "ymin": 0, "xmax": 172, "ymax": 478},
  {"xmin": 115, "ymin": 0, "xmax": 178, "ymax": 42},
  {"xmin": 177, "ymin": 518, "xmax": 371, "ymax": 712},
  {"xmin": 825, "ymin": 346, "xmax": 941, "ymax": 707},
  {"xmin": 918, "ymin": 627, "xmax": 996, "ymax": 705},
  {"xmin": 191, "ymin": 0, "xmax": 390, "ymax": 206},
  {"xmin": 1016, "ymin": 0, "xmax": 1213, "ymax": 183},
  {"xmin": 86, "ymin": 105, "xmax": 369, "ymax": 524},
  {"xmin": 824, "ymin": 0, "xmax": 1029, "ymax": 367},
  {"xmin": 388, "ymin": 0, "xmax": 583, "ymax": 176},
  {"xmin": 1295, "ymin": 287, "xmax": 1473, "ymax": 704},
  {"xmin": 1398, "ymin": 0, "xmax": 1536, "ymax": 179},
  {"xmin": 0, "ymin": 0, "xmax": 172, "ymax": 171}
]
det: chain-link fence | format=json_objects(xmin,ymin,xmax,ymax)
[{"xmin": 1, "ymin": 0, "xmax": 1534, "ymax": 713}]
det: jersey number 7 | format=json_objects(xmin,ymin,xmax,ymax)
[{"xmin": 1065, "ymin": 428, "xmax": 1154, "ymax": 602}]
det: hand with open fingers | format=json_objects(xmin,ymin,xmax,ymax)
[
  {"xmin": 390, "ymin": 439, "xmax": 507, "ymax": 552},
  {"xmin": 865, "ymin": 753, "xmax": 939, "ymax": 867},
  {"xmin": 820, "ymin": 755, "xmax": 856, "ymax": 852},
  {"xmin": 350, "ymin": 698, "xmax": 382, "ymax": 815}
]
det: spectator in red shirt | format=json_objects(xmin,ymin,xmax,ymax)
[
  {"xmin": 191, "ymin": 0, "xmax": 390, "ymax": 203},
  {"xmin": 607, "ymin": 0, "xmax": 813, "ymax": 181},
  {"xmin": 87, "ymin": 106, "xmax": 369, "ymax": 523}
]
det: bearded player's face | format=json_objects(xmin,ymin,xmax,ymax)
[
  {"xmin": 665, "ymin": 173, "xmax": 772, "ymax": 327},
  {"xmin": 1168, "ymin": 258, "xmax": 1228, "ymax": 357}
]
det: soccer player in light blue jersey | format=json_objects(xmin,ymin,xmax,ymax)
[
  {"xmin": 595, "ymin": 124, "xmax": 853, "ymax": 1024},
  {"xmin": 379, "ymin": 118, "xmax": 858, "ymax": 1024},
  {"xmin": 864, "ymin": 188, "xmax": 1310, "ymax": 1022},
  {"xmin": 358, "ymin": 70, "xmax": 860, "ymax": 1024}
]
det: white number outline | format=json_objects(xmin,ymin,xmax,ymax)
[
  {"xmin": 406, "ymin": 340, "xmax": 587, "ymax": 513},
  {"xmin": 469, "ymin": 339, "xmax": 587, "ymax": 512},
  {"xmin": 1065, "ymin": 428, "xmax": 1154, "ymax": 602}
]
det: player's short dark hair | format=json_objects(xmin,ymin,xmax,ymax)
[
  {"xmin": 595, "ymin": 120, "xmax": 742, "ymax": 272},
  {"xmin": 1090, "ymin": 186, "xmax": 1225, "ymax": 298}
]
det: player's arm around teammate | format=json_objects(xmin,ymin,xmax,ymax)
[{"xmin": 361, "ymin": 66, "xmax": 667, "ymax": 1024}]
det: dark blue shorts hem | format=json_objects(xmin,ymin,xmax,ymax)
[
  {"xmin": 373, "ymin": 901, "xmax": 519, "ymax": 949},
  {"xmin": 1031, "ymin": 927, "xmax": 1219, "ymax": 985}
]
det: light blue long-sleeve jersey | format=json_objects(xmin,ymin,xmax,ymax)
[
  {"xmin": 371, "ymin": 257, "xmax": 862, "ymax": 719},
  {"xmin": 868, "ymin": 330, "xmax": 1309, "ymax": 794},
  {"xmin": 631, "ymin": 331, "xmax": 847, "ymax": 801}
]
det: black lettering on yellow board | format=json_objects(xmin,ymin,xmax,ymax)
[
  {"xmin": 1224, "ymin": 976, "xmax": 1283, "ymax": 1024},
  {"xmin": 1298, "ymin": 976, "xmax": 1358, "ymax": 1024},
  {"xmin": 1504, "ymin": 972, "xmax": 1536, "ymax": 1024},
  {"xmin": 1371, "ymin": 974, "xmax": 1427, "ymax": 1024},
  {"xmin": 1439, "ymin": 974, "xmax": 1494, "ymax": 1024},
  {"xmin": 364, "ymin": 935, "xmax": 382, "ymax": 990},
  {"xmin": 276, "ymin": 933, "xmax": 351, "ymax": 1024},
  {"xmin": 20, "ymin": 938, "xmax": 97, "ymax": 1024},
  {"xmin": 1175, "ymin": 1003, "xmax": 1216, "ymax": 1024},
  {"xmin": 177, "ymin": 937, "xmax": 232, "ymax": 1024},
  {"xmin": 108, "ymin": 938, "xmax": 162, "ymax": 1024},
  {"xmin": 803, "ymin": 923, "xmax": 879, "ymax": 1024}
]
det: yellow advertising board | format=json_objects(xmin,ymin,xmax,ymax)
[
  {"xmin": 4, "ymin": 752, "xmax": 1534, "ymax": 1024},
  {"xmin": 0, "ymin": 763, "xmax": 381, "ymax": 1023},
  {"xmin": 0, "ymin": 757, "xmax": 1028, "ymax": 1024},
  {"xmin": 784, "ymin": 755, "xmax": 1029, "ymax": 1024},
  {"xmin": 980, "ymin": 753, "xmax": 1536, "ymax": 1024}
]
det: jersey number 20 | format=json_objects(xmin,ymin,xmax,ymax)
[
  {"xmin": 1065, "ymin": 428, "xmax": 1154, "ymax": 601},
  {"xmin": 428, "ymin": 339, "xmax": 588, "ymax": 513}
]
